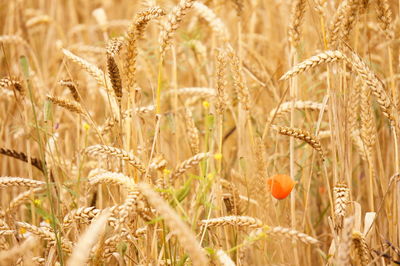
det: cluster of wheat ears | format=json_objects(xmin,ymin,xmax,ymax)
[{"xmin": 1, "ymin": 0, "xmax": 400, "ymax": 265}]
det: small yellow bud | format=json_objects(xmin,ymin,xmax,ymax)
[
  {"xmin": 83, "ymin": 122, "xmax": 90, "ymax": 131},
  {"xmin": 163, "ymin": 168, "xmax": 171, "ymax": 175},
  {"xmin": 202, "ymin": 101, "xmax": 210, "ymax": 109},
  {"xmin": 34, "ymin": 199, "xmax": 41, "ymax": 206},
  {"xmin": 207, "ymin": 173, "xmax": 214, "ymax": 181},
  {"xmin": 214, "ymin": 153, "xmax": 222, "ymax": 160}
]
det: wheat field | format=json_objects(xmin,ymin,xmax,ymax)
[{"xmin": 0, "ymin": 0, "xmax": 400, "ymax": 265}]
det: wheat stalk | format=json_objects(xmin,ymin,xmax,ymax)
[
  {"xmin": 216, "ymin": 250, "xmax": 236, "ymax": 266},
  {"xmin": 336, "ymin": 217, "xmax": 353, "ymax": 265},
  {"xmin": 138, "ymin": 183, "xmax": 209, "ymax": 266}
]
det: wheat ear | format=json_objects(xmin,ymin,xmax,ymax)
[
  {"xmin": 58, "ymin": 79, "xmax": 80, "ymax": 102},
  {"xmin": 47, "ymin": 95, "xmax": 86, "ymax": 117},
  {"xmin": 62, "ymin": 49, "xmax": 107, "ymax": 88},
  {"xmin": 352, "ymin": 231, "xmax": 370, "ymax": 265},
  {"xmin": 288, "ymin": 0, "xmax": 307, "ymax": 47},
  {"xmin": 124, "ymin": 6, "xmax": 165, "ymax": 91},
  {"xmin": 280, "ymin": 50, "xmax": 346, "ymax": 80},
  {"xmin": 200, "ymin": 216, "xmax": 263, "ymax": 229},
  {"xmin": 0, "ymin": 77, "xmax": 24, "ymax": 95},
  {"xmin": 183, "ymin": 108, "xmax": 200, "ymax": 155},
  {"xmin": 0, "ymin": 177, "xmax": 45, "ymax": 188},
  {"xmin": 193, "ymin": 2, "xmax": 229, "ymax": 42},
  {"xmin": 216, "ymin": 49, "xmax": 228, "ymax": 115},
  {"xmin": 85, "ymin": 144, "xmax": 145, "ymax": 173},
  {"xmin": 88, "ymin": 170, "xmax": 135, "ymax": 189},
  {"xmin": 333, "ymin": 183, "xmax": 350, "ymax": 230},
  {"xmin": 106, "ymin": 38, "xmax": 123, "ymax": 107},
  {"xmin": 0, "ymin": 147, "xmax": 44, "ymax": 172},
  {"xmin": 275, "ymin": 126, "xmax": 325, "ymax": 160},
  {"xmin": 159, "ymin": 0, "xmax": 195, "ymax": 56},
  {"xmin": 345, "ymin": 51, "xmax": 396, "ymax": 126},
  {"xmin": 171, "ymin": 152, "xmax": 212, "ymax": 180},
  {"xmin": 376, "ymin": 0, "xmax": 394, "ymax": 39},
  {"xmin": 266, "ymin": 226, "xmax": 319, "ymax": 245}
]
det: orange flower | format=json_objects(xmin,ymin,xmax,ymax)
[{"xmin": 266, "ymin": 174, "xmax": 296, "ymax": 200}]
